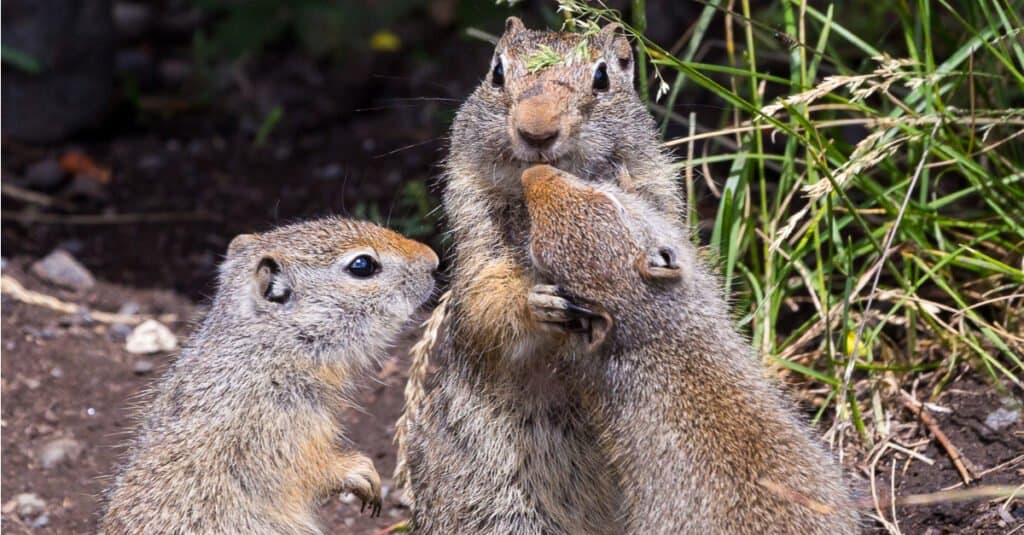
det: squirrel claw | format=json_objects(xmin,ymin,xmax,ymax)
[
  {"xmin": 529, "ymin": 284, "xmax": 599, "ymax": 330},
  {"xmin": 339, "ymin": 454, "xmax": 382, "ymax": 518}
]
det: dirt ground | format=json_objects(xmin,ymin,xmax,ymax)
[{"xmin": 2, "ymin": 257, "xmax": 1022, "ymax": 534}]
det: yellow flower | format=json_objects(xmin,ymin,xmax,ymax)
[{"xmin": 370, "ymin": 30, "xmax": 401, "ymax": 52}]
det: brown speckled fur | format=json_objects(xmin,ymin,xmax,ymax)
[
  {"xmin": 522, "ymin": 166, "xmax": 862, "ymax": 535},
  {"xmin": 404, "ymin": 17, "xmax": 682, "ymax": 534},
  {"xmin": 100, "ymin": 217, "xmax": 437, "ymax": 534}
]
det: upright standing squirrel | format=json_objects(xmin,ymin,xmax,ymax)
[
  {"xmin": 522, "ymin": 164, "xmax": 860, "ymax": 534},
  {"xmin": 402, "ymin": 17, "xmax": 682, "ymax": 533},
  {"xmin": 101, "ymin": 217, "xmax": 438, "ymax": 534}
]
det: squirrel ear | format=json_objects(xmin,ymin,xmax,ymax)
[
  {"xmin": 255, "ymin": 255, "xmax": 292, "ymax": 304},
  {"xmin": 585, "ymin": 308, "xmax": 614, "ymax": 353},
  {"xmin": 227, "ymin": 233, "xmax": 257, "ymax": 257},
  {"xmin": 504, "ymin": 16, "xmax": 525, "ymax": 35},
  {"xmin": 600, "ymin": 23, "xmax": 633, "ymax": 73},
  {"xmin": 636, "ymin": 247, "xmax": 683, "ymax": 283}
]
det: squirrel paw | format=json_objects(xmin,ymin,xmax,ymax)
[
  {"xmin": 528, "ymin": 284, "xmax": 596, "ymax": 333},
  {"xmin": 339, "ymin": 455, "xmax": 383, "ymax": 517}
]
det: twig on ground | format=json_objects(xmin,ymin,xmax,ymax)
[
  {"xmin": 860, "ymin": 485, "xmax": 1024, "ymax": 508},
  {"xmin": 1, "ymin": 274, "xmax": 177, "ymax": 325},
  {"xmin": 1, "ymin": 183, "xmax": 73, "ymax": 209},
  {"xmin": 900, "ymin": 390, "xmax": 977, "ymax": 485}
]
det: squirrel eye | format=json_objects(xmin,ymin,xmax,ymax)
[
  {"xmin": 492, "ymin": 60, "xmax": 505, "ymax": 87},
  {"xmin": 347, "ymin": 255, "xmax": 380, "ymax": 278},
  {"xmin": 593, "ymin": 62, "xmax": 609, "ymax": 92}
]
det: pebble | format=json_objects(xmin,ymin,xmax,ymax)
[
  {"xmin": 2, "ymin": 493, "xmax": 46, "ymax": 517},
  {"xmin": 984, "ymin": 407, "xmax": 1020, "ymax": 431},
  {"xmin": 30, "ymin": 249, "xmax": 95, "ymax": 291},
  {"xmin": 31, "ymin": 514, "xmax": 50, "ymax": 528},
  {"xmin": 125, "ymin": 319, "xmax": 178, "ymax": 354},
  {"xmin": 113, "ymin": 2, "xmax": 152, "ymax": 37},
  {"xmin": 23, "ymin": 159, "xmax": 65, "ymax": 189},
  {"xmin": 159, "ymin": 59, "xmax": 192, "ymax": 84},
  {"xmin": 133, "ymin": 359, "xmax": 155, "ymax": 375},
  {"xmin": 38, "ymin": 437, "xmax": 83, "ymax": 469}
]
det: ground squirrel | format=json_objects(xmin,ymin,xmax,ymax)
[
  {"xmin": 100, "ymin": 217, "xmax": 438, "ymax": 534},
  {"xmin": 521, "ymin": 164, "xmax": 861, "ymax": 534},
  {"xmin": 403, "ymin": 17, "xmax": 682, "ymax": 533}
]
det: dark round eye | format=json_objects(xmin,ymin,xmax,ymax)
[
  {"xmin": 347, "ymin": 255, "xmax": 380, "ymax": 278},
  {"xmin": 492, "ymin": 60, "xmax": 505, "ymax": 87},
  {"xmin": 593, "ymin": 62, "xmax": 609, "ymax": 92}
]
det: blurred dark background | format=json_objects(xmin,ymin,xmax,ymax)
[{"xmin": 0, "ymin": 0, "xmax": 878, "ymax": 299}]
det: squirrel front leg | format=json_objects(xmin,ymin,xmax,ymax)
[
  {"xmin": 331, "ymin": 450, "xmax": 382, "ymax": 517},
  {"xmin": 458, "ymin": 256, "xmax": 584, "ymax": 361}
]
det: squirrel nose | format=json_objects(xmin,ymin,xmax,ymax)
[{"xmin": 517, "ymin": 127, "xmax": 560, "ymax": 148}]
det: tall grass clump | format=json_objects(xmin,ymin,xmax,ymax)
[{"xmin": 556, "ymin": 0, "xmax": 1023, "ymax": 444}]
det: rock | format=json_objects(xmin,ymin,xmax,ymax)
[
  {"xmin": 31, "ymin": 514, "xmax": 50, "ymax": 528},
  {"xmin": 2, "ymin": 493, "xmax": 46, "ymax": 517},
  {"xmin": 110, "ymin": 322, "xmax": 133, "ymax": 340},
  {"xmin": 30, "ymin": 249, "xmax": 95, "ymax": 291},
  {"xmin": 38, "ymin": 437, "xmax": 83, "ymax": 469},
  {"xmin": 23, "ymin": 159, "xmax": 65, "ymax": 189},
  {"xmin": 66, "ymin": 173, "xmax": 110, "ymax": 201},
  {"xmin": 125, "ymin": 319, "xmax": 177, "ymax": 354},
  {"xmin": 985, "ymin": 407, "xmax": 1020, "ymax": 431},
  {"xmin": 158, "ymin": 59, "xmax": 191, "ymax": 85},
  {"xmin": 2, "ymin": 0, "xmax": 114, "ymax": 143},
  {"xmin": 132, "ymin": 359, "xmax": 154, "ymax": 375},
  {"xmin": 113, "ymin": 2, "xmax": 152, "ymax": 38}
]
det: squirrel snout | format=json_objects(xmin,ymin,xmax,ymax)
[
  {"xmin": 517, "ymin": 127, "xmax": 559, "ymax": 148},
  {"xmin": 513, "ymin": 93, "xmax": 563, "ymax": 150}
]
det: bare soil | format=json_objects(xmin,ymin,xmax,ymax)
[{"xmin": 3, "ymin": 260, "xmax": 1022, "ymax": 534}]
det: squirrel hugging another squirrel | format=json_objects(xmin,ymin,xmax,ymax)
[
  {"xmin": 402, "ymin": 16, "xmax": 858, "ymax": 534},
  {"xmin": 522, "ymin": 165, "xmax": 860, "ymax": 534},
  {"xmin": 100, "ymin": 218, "xmax": 437, "ymax": 534},
  {"xmin": 404, "ymin": 17, "xmax": 684, "ymax": 534}
]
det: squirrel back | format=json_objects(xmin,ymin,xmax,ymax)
[
  {"xmin": 522, "ymin": 165, "xmax": 861, "ymax": 535},
  {"xmin": 101, "ymin": 217, "xmax": 437, "ymax": 534}
]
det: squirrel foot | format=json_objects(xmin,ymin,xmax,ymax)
[
  {"xmin": 528, "ymin": 284, "xmax": 597, "ymax": 333},
  {"xmin": 338, "ymin": 453, "xmax": 383, "ymax": 517}
]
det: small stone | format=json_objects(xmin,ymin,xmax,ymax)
[
  {"xmin": 110, "ymin": 323, "xmax": 133, "ymax": 340},
  {"xmin": 985, "ymin": 407, "xmax": 1020, "ymax": 431},
  {"xmin": 67, "ymin": 173, "xmax": 109, "ymax": 200},
  {"xmin": 31, "ymin": 249, "xmax": 95, "ymax": 291},
  {"xmin": 32, "ymin": 514, "xmax": 50, "ymax": 527},
  {"xmin": 43, "ymin": 409, "xmax": 59, "ymax": 423},
  {"xmin": 113, "ymin": 2, "xmax": 152, "ymax": 37},
  {"xmin": 117, "ymin": 301, "xmax": 141, "ymax": 316},
  {"xmin": 50, "ymin": 367, "xmax": 64, "ymax": 379},
  {"xmin": 22, "ymin": 377, "xmax": 41, "ymax": 390},
  {"xmin": 125, "ymin": 319, "xmax": 178, "ymax": 354},
  {"xmin": 23, "ymin": 159, "xmax": 65, "ymax": 189},
  {"xmin": 133, "ymin": 359, "xmax": 155, "ymax": 375},
  {"xmin": 2, "ymin": 493, "xmax": 46, "ymax": 517},
  {"xmin": 38, "ymin": 437, "xmax": 83, "ymax": 469},
  {"xmin": 159, "ymin": 60, "xmax": 191, "ymax": 84}
]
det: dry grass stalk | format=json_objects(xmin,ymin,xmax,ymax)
[{"xmin": 392, "ymin": 290, "xmax": 452, "ymax": 492}]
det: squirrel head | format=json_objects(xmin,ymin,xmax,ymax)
[
  {"xmin": 216, "ymin": 217, "xmax": 438, "ymax": 364},
  {"xmin": 522, "ymin": 164, "xmax": 690, "ymax": 350},
  {"xmin": 453, "ymin": 18, "xmax": 651, "ymax": 189}
]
